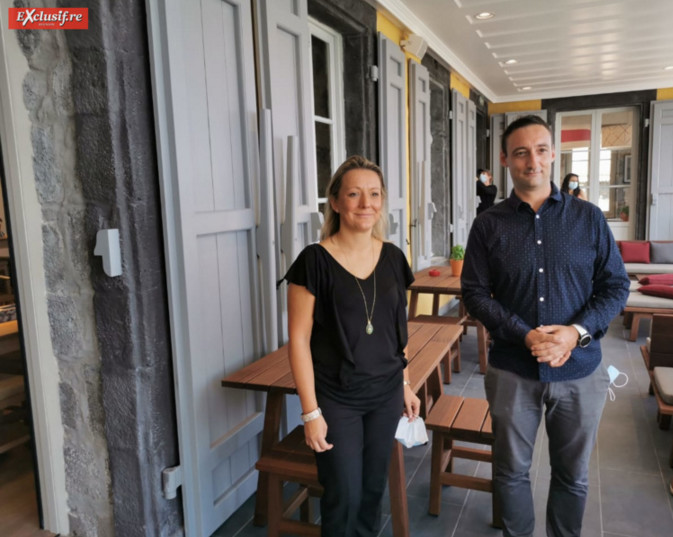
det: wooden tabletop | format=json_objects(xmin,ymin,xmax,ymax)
[
  {"xmin": 409, "ymin": 266, "xmax": 461, "ymax": 294},
  {"xmin": 221, "ymin": 321, "xmax": 462, "ymax": 396}
]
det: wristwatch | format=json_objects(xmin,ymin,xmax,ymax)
[{"xmin": 572, "ymin": 324, "xmax": 592, "ymax": 348}]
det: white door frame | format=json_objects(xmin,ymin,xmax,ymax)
[{"xmin": 0, "ymin": 7, "xmax": 68, "ymax": 534}]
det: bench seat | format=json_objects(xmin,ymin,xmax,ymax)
[
  {"xmin": 623, "ymin": 290, "xmax": 673, "ymax": 341},
  {"xmin": 425, "ymin": 395, "xmax": 501, "ymax": 528}
]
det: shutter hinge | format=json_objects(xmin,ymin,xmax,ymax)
[
  {"xmin": 449, "ymin": 110, "xmax": 453, "ymax": 120},
  {"xmin": 369, "ymin": 65, "xmax": 379, "ymax": 82},
  {"xmin": 644, "ymin": 118, "xmax": 650, "ymax": 128},
  {"xmin": 162, "ymin": 465, "xmax": 183, "ymax": 500}
]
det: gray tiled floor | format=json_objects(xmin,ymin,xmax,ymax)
[{"xmin": 217, "ymin": 317, "xmax": 673, "ymax": 537}]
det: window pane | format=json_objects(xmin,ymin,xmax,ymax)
[
  {"xmin": 311, "ymin": 36, "xmax": 329, "ymax": 118},
  {"xmin": 315, "ymin": 122, "xmax": 332, "ymax": 198},
  {"xmin": 560, "ymin": 114, "xmax": 592, "ymax": 198},
  {"xmin": 600, "ymin": 110, "xmax": 633, "ymax": 220}
]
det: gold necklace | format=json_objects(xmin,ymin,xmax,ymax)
[{"xmin": 332, "ymin": 236, "xmax": 377, "ymax": 335}]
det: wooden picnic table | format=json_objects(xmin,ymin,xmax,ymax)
[
  {"xmin": 221, "ymin": 320, "xmax": 462, "ymax": 537},
  {"xmin": 408, "ymin": 266, "xmax": 489, "ymax": 374}
]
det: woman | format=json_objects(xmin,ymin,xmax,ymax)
[
  {"xmin": 561, "ymin": 172, "xmax": 586, "ymax": 199},
  {"xmin": 284, "ymin": 155, "xmax": 420, "ymax": 536},
  {"xmin": 476, "ymin": 168, "xmax": 497, "ymax": 214}
]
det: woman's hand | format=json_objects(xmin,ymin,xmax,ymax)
[
  {"xmin": 403, "ymin": 384, "xmax": 421, "ymax": 421},
  {"xmin": 304, "ymin": 416, "xmax": 333, "ymax": 452}
]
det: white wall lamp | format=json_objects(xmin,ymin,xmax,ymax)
[{"xmin": 401, "ymin": 34, "xmax": 428, "ymax": 59}]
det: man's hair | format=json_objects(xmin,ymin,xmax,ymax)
[{"xmin": 501, "ymin": 115, "xmax": 553, "ymax": 155}]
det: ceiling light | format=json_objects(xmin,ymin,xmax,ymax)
[
  {"xmin": 521, "ymin": 86, "xmax": 532, "ymax": 91},
  {"xmin": 475, "ymin": 12, "xmax": 495, "ymax": 20},
  {"xmin": 665, "ymin": 65, "xmax": 673, "ymax": 71},
  {"xmin": 504, "ymin": 59, "xmax": 517, "ymax": 65}
]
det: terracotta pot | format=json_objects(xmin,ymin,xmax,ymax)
[{"xmin": 450, "ymin": 259, "xmax": 463, "ymax": 277}]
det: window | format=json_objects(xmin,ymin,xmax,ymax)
[
  {"xmin": 557, "ymin": 108, "xmax": 638, "ymax": 236},
  {"xmin": 309, "ymin": 19, "xmax": 345, "ymax": 208}
]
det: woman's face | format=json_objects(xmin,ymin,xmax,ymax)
[{"xmin": 330, "ymin": 169, "xmax": 383, "ymax": 233}]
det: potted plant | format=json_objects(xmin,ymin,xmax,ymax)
[{"xmin": 449, "ymin": 245, "xmax": 465, "ymax": 277}]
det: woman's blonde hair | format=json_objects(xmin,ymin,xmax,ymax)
[{"xmin": 320, "ymin": 155, "xmax": 389, "ymax": 240}]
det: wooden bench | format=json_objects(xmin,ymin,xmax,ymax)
[
  {"xmin": 622, "ymin": 290, "xmax": 673, "ymax": 342},
  {"xmin": 409, "ymin": 315, "xmax": 461, "ymax": 384},
  {"xmin": 640, "ymin": 346, "xmax": 673, "ymax": 467},
  {"xmin": 425, "ymin": 395, "xmax": 502, "ymax": 528},
  {"xmin": 255, "ymin": 426, "xmax": 322, "ymax": 537}
]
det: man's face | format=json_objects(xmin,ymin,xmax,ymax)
[{"xmin": 500, "ymin": 125, "xmax": 555, "ymax": 193}]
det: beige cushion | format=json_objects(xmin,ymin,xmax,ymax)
[
  {"xmin": 626, "ymin": 291, "xmax": 673, "ymax": 309},
  {"xmin": 653, "ymin": 367, "xmax": 673, "ymax": 405},
  {"xmin": 624, "ymin": 263, "xmax": 673, "ymax": 274}
]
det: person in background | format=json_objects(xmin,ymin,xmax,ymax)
[
  {"xmin": 561, "ymin": 172, "xmax": 586, "ymax": 200},
  {"xmin": 462, "ymin": 116, "xmax": 630, "ymax": 537},
  {"xmin": 284, "ymin": 155, "xmax": 420, "ymax": 537},
  {"xmin": 476, "ymin": 168, "xmax": 498, "ymax": 214}
]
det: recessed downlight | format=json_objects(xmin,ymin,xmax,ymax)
[
  {"xmin": 521, "ymin": 86, "xmax": 532, "ymax": 91},
  {"xmin": 665, "ymin": 65, "xmax": 673, "ymax": 71},
  {"xmin": 475, "ymin": 12, "xmax": 495, "ymax": 20},
  {"xmin": 504, "ymin": 59, "xmax": 518, "ymax": 65}
]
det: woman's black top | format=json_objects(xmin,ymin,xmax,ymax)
[
  {"xmin": 476, "ymin": 180, "xmax": 498, "ymax": 214},
  {"xmin": 284, "ymin": 242, "xmax": 414, "ymax": 402}
]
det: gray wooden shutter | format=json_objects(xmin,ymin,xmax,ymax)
[
  {"xmin": 378, "ymin": 33, "xmax": 407, "ymax": 251},
  {"xmin": 648, "ymin": 100, "xmax": 673, "ymax": 239},
  {"xmin": 147, "ymin": 0, "xmax": 265, "ymax": 534},
  {"xmin": 451, "ymin": 89, "xmax": 468, "ymax": 247},
  {"xmin": 466, "ymin": 98, "xmax": 477, "ymax": 231},
  {"xmin": 255, "ymin": 0, "xmax": 317, "ymax": 433},
  {"xmin": 409, "ymin": 61, "xmax": 434, "ymax": 270}
]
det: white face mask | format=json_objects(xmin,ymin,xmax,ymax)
[
  {"xmin": 568, "ymin": 181, "xmax": 579, "ymax": 190},
  {"xmin": 479, "ymin": 174, "xmax": 489, "ymax": 183}
]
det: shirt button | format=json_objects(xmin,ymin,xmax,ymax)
[
  {"xmin": 539, "ymin": 268, "xmax": 544, "ymax": 273},
  {"xmin": 539, "ymin": 297, "xmax": 545, "ymax": 302},
  {"xmin": 537, "ymin": 240, "xmax": 542, "ymax": 245}
]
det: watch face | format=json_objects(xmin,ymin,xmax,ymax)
[{"xmin": 579, "ymin": 334, "xmax": 591, "ymax": 348}]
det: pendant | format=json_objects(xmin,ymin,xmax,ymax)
[{"xmin": 366, "ymin": 321, "xmax": 374, "ymax": 335}]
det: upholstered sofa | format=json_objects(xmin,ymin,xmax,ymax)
[
  {"xmin": 617, "ymin": 240, "xmax": 673, "ymax": 276},
  {"xmin": 620, "ymin": 241, "xmax": 673, "ymax": 340}
]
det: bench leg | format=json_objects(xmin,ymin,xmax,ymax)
[
  {"xmin": 629, "ymin": 314, "xmax": 642, "ymax": 341},
  {"xmin": 267, "ymin": 474, "xmax": 283, "ymax": 537},
  {"xmin": 442, "ymin": 352, "xmax": 452, "ymax": 384},
  {"xmin": 657, "ymin": 412, "xmax": 671, "ymax": 430},
  {"xmin": 428, "ymin": 432, "xmax": 445, "ymax": 516},
  {"xmin": 453, "ymin": 341, "xmax": 461, "ymax": 374}
]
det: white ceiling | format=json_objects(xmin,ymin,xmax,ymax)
[{"xmin": 376, "ymin": 0, "xmax": 673, "ymax": 103}]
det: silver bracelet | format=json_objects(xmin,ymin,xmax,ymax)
[
  {"xmin": 403, "ymin": 380, "xmax": 411, "ymax": 386},
  {"xmin": 301, "ymin": 407, "xmax": 322, "ymax": 423}
]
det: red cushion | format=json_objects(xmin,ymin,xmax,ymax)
[
  {"xmin": 638, "ymin": 285, "xmax": 673, "ymax": 299},
  {"xmin": 620, "ymin": 241, "xmax": 650, "ymax": 263},
  {"xmin": 638, "ymin": 274, "xmax": 673, "ymax": 285}
]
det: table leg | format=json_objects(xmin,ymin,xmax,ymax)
[
  {"xmin": 476, "ymin": 322, "xmax": 488, "ymax": 374},
  {"xmin": 432, "ymin": 293, "xmax": 440, "ymax": 315},
  {"xmin": 388, "ymin": 441, "xmax": 410, "ymax": 537},
  {"xmin": 253, "ymin": 390, "xmax": 284, "ymax": 526},
  {"xmin": 408, "ymin": 291, "xmax": 419, "ymax": 320}
]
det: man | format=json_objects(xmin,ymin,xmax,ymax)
[
  {"xmin": 476, "ymin": 168, "xmax": 497, "ymax": 214},
  {"xmin": 461, "ymin": 115, "xmax": 630, "ymax": 537}
]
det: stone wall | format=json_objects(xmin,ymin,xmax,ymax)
[{"xmin": 15, "ymin": 0, "xmax": 181, "ymax": 535}]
